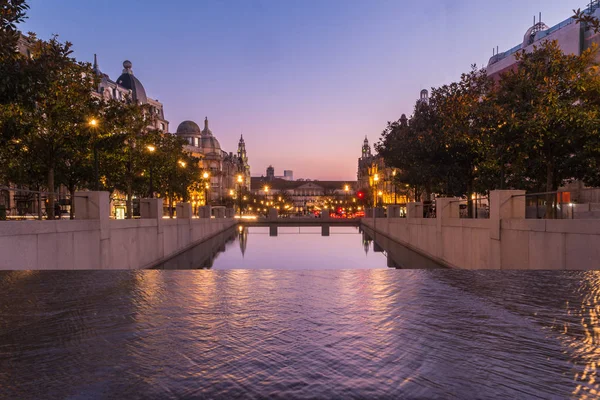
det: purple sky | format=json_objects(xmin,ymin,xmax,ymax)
[{"xmin": 21, "ymin": 0, "xmax": 582, "ymax": 180}]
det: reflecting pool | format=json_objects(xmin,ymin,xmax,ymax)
[
  {"xmin": 155, "ymin": 225, "xmax": 444, "ymax": 270},
  {"xmin": 1, "ymin": 225, "xmax": 599, "ymax": 399}
]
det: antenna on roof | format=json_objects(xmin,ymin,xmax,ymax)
[
  {"xmin": 497, "ymin": 45, "xmax": 499, "ymax": 55},
  {"xmin": 539, "ymin": 12, "xmax": 542, "ymax": 24},
  {"xmin": 534, "ymin": 15, "xmax": 536, "ymax": 26}
]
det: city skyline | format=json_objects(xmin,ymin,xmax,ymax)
[{"xmin": 21, "ymin": 0, "xmax": 582, "ymax": 180}]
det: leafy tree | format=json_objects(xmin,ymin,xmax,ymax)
[
  {"xmin": 0, "ymin": 0, "xmax": 28, "ymax": 58},
  {"xmin": 17, "ymin": 36, "xmax": 97, "ymax": 219},
  {"xmin": 100, "ymin": 99, "xmax": 151, "ymax": 218},
  {"xmin": 494, "ymin": 41, "xmax": 600, "ymax": 216}
]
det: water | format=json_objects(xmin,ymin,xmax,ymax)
[
  {"xmin": 1, "ymin": 227, "xmax": 600, "ymax": 398},
  {"xmin": 155, "ymin": 225, "xmax": 444, "ymax": 270}
]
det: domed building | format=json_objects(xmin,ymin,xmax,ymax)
[
  {"xmin": 176, "ymin": 117, "xmax": 251, "ymax": 204},
  {"xmin": 92, "ymin": 57, "xmax": 169, "ymax": 132}
]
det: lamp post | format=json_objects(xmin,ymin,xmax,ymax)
[
  {"xmin": 237, "ymin": 174, "xmax": 243, "ymax": 216},
  {"xmin": 89, "ymin": 118, "xmax": 99, "ymax": 191},
  {"xmin": 264, "ymin": 185, "xmax": 270, "ymax": 217},
  {"xmin": 344, "ymin": 184, "xmax": 349, "ymax": 215},
  {"xmin": 146, "ymin": 145, "xmax": 155, "ymax": 198},
  {"xmin": 392, "ymin": 169, "xmax": 397, "ymax": 205},
  {"xmin": 203, "ymin": 171, "xmax": 210, "ymax": 205},
  {"xmin": 373, "ymin": 173, "xmax": 379, "ymax": 208}
]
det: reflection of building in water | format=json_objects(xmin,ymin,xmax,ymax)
[
  {"xmin": 238, "ymin": 225, "xmax": 248, "ymax": 256},
  {"xmin": 360, "ymin": 228, "xmax": 372, "ymax": 255}
]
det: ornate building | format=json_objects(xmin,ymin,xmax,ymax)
[
  {"xmin": 175, "ymin": 118, "xmax": 250, "ymax": 204},
  {"xmin": 92, "ymin": 57, "xmax": 169, "ymax": 132},
  {"xmin": 357, "ymin": 128, "xmax": 410, "ymax": 207},
  {"xmin": 250, "ymin": 177, "xmax": 356, "ymax": 214}
]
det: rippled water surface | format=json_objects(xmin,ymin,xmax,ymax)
[{"xmin": 2, "ymin": 270, "xmax": 600, "ymax": 399}]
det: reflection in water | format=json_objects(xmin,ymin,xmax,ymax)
[
  {"xmin": 1, "ymin": 270, "xmax": 600, "ymax": 398},
  {"xmin": 155, "ymin": 225, "xmax": 443, "ymax": 270}
]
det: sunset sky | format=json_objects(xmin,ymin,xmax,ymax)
[{"xmin": 22, "ymin": 0, "xmax": 582, "ymax": 180}]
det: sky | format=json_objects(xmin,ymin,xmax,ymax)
[{"xmin": 21, "ymin": 0, "xmax": 584, "ymax": 180}]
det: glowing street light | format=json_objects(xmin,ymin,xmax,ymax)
[
  {"xmin": 146, "ymin": 144, "xmax": 156, "ymax": 198},
  {"xmin": 89, "ymin": 118, "xmax": 100, "ymax": 191},
  {"xmin": 178, "ymin": 160, "xmax": 186, "ymax": 168}
]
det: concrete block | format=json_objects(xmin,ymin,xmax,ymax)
[
  {"xmin": 490, "ymin": 190, "xmax": 525, "ymax": 240},
  {"xmin": 528, "ymin": 231, "xmax": 565, "ymax": 270},
  {"xmin": 0, "ymin": 234, "xmax": 38, "ymax": 269},
  {"xmin": 500, "ymin": 229, "xmax": 530, "ymax": 269},
  {"xmin": 387, "ymin": 205, "xmax": 401, "ymax": 218},
  {"xmin": 140, "ymin": 198, "xmax": 164, "ymax": 219},
  {"xmin": 502, "ymin": 219, "xmax": 546, "ymax": 232},
  {"xmin": 546, "ymin": 219, "xmax": 600, "ymax": 235},
  {"xmin": 74, "ymin": 191, "xmax": 110, "ymax": 220},
  {"xmin": 176, "ymin": 202, "xmax": 193, "ymax": 219},
  {"xmin": 565, "ymin": 234, "xmax": 600, "ymax": 270},
  {"xmin": 373, "ymin": 207, "xmax": 385, "ymax": 218},
  {"xmin": 199, "ymin": 205, "xmax": 212, "ymax": 219},
  {"xmin": 407, "ymin": 202, "xmax": 423, "ymax": 219}
]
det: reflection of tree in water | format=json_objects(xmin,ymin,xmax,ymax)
[
  {"xmin": 154, "ymin": 228, "xmax": 237, "ymax": 269},
  {"xmin": 203, "ymin": 235, "xmax": 235, "ymax": 269}
]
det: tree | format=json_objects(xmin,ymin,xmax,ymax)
[
  {"xmin": 0, "ymin": 0, "xmax": 28, "ymax": 59},
  {"xmin": 17, "ymin": 36, "xmax": 98, "ymax": 219},
  {"xmin": 144, "ymin": 130, "xmax": 200, "ymax": 217},
  {"xmin": 101, "ymin": 99, "xmax": 151, "ymax": 218},
  {"xmin": 494, "ymin": 41, "xmax": 600, "ymax": 216}
]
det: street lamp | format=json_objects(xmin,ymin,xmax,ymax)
[
  {"xmin": 203, "ymin": 171, "xmax": 210, "ymax": 205},
  {"xmin": 237, "ymin": 174, "xmax": 243, "ymax": 215},
  {"xmin": 89, "ymin": 118, "xmax": 100, "ymax": 191},
  {"xmin": 392, "ymin": 169, "xmax": 397, "ymax": 204},
  {"xmin": 146, "ymin": 145, "xmax": 156, "ymax": 198},
  {"xmin": 373, "ymin": 173, "xmax": 379, "ymax": 208},
  {"xmin": 344, "ymin": 184, "xmax": 349, "ymax": 209}
]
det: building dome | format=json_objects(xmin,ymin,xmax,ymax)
[
  {"xmin": 116, "ymin": 60, "xmax": 147, "ymax": 104},
  {"xmin": 176, "ymin": 120, "xmax": 202, "ymax": 136},
  {"xmin": 200, "ymin": 135, "xmax": 221, "ymax": 155}
]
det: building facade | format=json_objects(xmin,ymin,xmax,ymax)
[
  {"xmin": 486, "ymin": 2, "xmax": 600, "ymax": 80},
  {"xmin": 175, "ymin": 118, "xmax": 250, "ymax": 205},
  {"xmin": 93, "ymin": 57, "xmax": 169, "ymax": 132},
  {"xmin": 250, "ymin": 177, "xmax": 356, "ymax": 214}
]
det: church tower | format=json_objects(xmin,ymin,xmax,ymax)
[
  {"xmin": 237, "ymin": 134, "xmax": 251, "ymax": 190},
  {"xmin": 238, "ymin": 135, "xmax": 248, "ymax": 165},
  {"xmin": 361, "ymin": 136, "xmax": 372, "ymax": 159}
]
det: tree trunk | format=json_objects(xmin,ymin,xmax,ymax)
[
  {"xmin": 467, "ymin": 178, "xmax": 474, "ymax": 218},
  {"xmin": 126, "ymin": 181, "xmax": 133, "ymax": 219},
  {"xmin": 37, "ymin": 186, "xmax": 42, "ymax": 220},
  {"xmin": 69, "ymin": 185, "xmax": 75, "ymax": 219},
  {"xmin": 47, "ymin": 167, "xmax": 55, "ymax": 220},
  {"xmin": 169, "ymin": 194, "xmax": 174, "ymax": 218},
  {"xmin": 545, "ymin": 162, "xmax": 554, "ymax": 219}
]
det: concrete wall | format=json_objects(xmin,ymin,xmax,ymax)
[
  {"xmin": 363, "ymin": 190, "xmax": 600, "ymax": 270},
  {"xmin": 0, "ymin": 193, "xmax": 235, "ymax": 270}
]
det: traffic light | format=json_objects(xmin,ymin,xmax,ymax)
[{"xmin": 357, "ymin": 191, "xmax": 365, "ymax": 199}]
